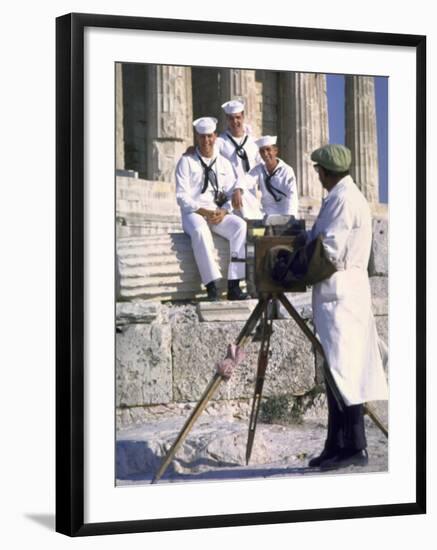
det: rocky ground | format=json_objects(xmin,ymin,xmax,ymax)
[{"xmin": 116, "ymin": 410, "xmax": 388, "ymax": 486}]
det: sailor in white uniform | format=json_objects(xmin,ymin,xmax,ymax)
[
  {"xmin": 246, "ymin": 135, "xmax": 299, "ymax": 217},
  {"xmin": 216, "ymin": 100, "xmax": 263, "ymax": 219},
  {"xmin": 175, "ymin": 116, "xmax": 247, "ymax": 301}
]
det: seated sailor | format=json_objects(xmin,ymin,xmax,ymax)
[
  {"xmin": 246, "ymin": 135, "xmax": 299, "ymax": 217},
  {"xmin": 175, "ymin": 116, "xmax": 248, "ymax": 301}
]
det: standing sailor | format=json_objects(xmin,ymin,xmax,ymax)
[
  {"xmin": 303, "ymin": 144, "xmax": 388, "ymax": 469},
  {"xmin": 216, "ymin": 100, "xmax": 263, "ymax": 219},
  {"xmin": 247, "ymin": 135, "xmax": 299, "ymax": 217},
  {"xmin": 175, "ymin": 116, "xmax": 248, "ymax": 301},
  {"xmin": 216, "ymin": 99, "xmax": 260, "ymax": 177}
]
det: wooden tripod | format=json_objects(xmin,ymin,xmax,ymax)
[{"xmin": 151, "ymin": 293, "xmax": 388, "ymax": 484}]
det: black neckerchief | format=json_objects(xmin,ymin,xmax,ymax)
[
  {"xmin": 196, "ymin": 153, "xmax": 218, "ymax": 195},
  {"xmin": 264, "ymin": 164, "xmax": 287, "ymax": 202},
  {"xmin": 226, "ymin": 133, "xmax": 250, "ymax": 172}
]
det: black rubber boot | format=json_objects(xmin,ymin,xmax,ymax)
[{"xmin": 205, "ymin": 281, "xmax": 219, "ymax": 301}]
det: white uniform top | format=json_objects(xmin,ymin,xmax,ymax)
[
  {"xmin": 247, "ymin": 159, "xmax": 299, "ymax": 216},
  {"xmin": 175, "ymin": 149, "xmax": 237, "ymax": 215},
  {"xmin": 309, "ymin": 175, "xmax": 388, "ymax": 405},
  {"xmin": 216, "ymin": 132, "xmax": 261, "ymax": 179}
]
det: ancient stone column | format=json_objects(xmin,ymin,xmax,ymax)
[
  {"xmin": 122, "ymin": 63, "xmax": 148, "ymax": 175},
  {"xmin": 218, "ymin": 69, "xmax": 261, "ymax": 138},
  {"xmin": 115, "ymin": 63, "xmax": 125, "ymax": 171},
  {"xmin": 145, "ymin": 65, "xmax": 193, "ymax": 182},
  {"xmin": 279, "ymin": 73, "xmax": 329, "ymax": 204},
  {"xmin": 345, "ymin": 76, "xmax": 379, "ymax": 203}
]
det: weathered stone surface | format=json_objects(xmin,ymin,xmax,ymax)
[
  {"xmin": 116, "ymin": 415, "xmax": 388, "ymax": 482},
  {"xmin": 165, "ymin": 303, "xmax": 199, "ymax": 325},
  {"xmin": 116, "ymin": 233, "xmax": 234, "ymax": 302},
  {"xmin": 370, "ymin": 276, "xmax": 388, "ymax": 316},
  {"xmin": 116, "ymin": 176, "xmax": 182, "ymax": 231},
  {"xmin": 116, "ymin": 301, "xmax": 166, "ymax": 326},
  {"xmin": 116, "ymin": 324, "xmax": 172, "ymax": 406},
  {"xmin": 197, "ymin": 300, "xmax": 258, "ymax": 322},
  {"xmin": 116, "ymin": 399, "xmax": 253, "ymax": 429},
  {"xmin": 369, "ymin": 218, "xmax": 388, "ymax": 276},
  {"xmin": 172, "ymin": 320, "xmax": 315, "ymax": 402}
]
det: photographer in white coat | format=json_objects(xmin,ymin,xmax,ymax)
[
  {"xmin": 175, "ymin": 116, "xmax": 247, "ymax": 302},
  {"xmin": 302, "ymin": 144, "xmax": 388, "ymax": 470}
]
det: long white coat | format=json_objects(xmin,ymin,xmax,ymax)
[{"xmin": 309, "ymin": 175, "xmax": 388, "ymax": 405}]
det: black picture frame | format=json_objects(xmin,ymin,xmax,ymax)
[{"xmin": 56, "ymin": 12, "xmax": 426, "ymax": 537}]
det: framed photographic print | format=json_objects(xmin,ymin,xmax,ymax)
[{"xmin": 56, "ymin": 12, "xmax": 426, "ymax": 536}]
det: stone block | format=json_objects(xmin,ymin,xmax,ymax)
[
  {"xmin": 370, "ymin": 276, "xmax": 389, "ymax": 316},
  {"xmin": 369, "ymin": 218, "xmax": 388, "ymax": 276},
  {"xmin": 116, "ymin": 323, "xmax": 172, "ymax": 406},
  {"xmin": 172, "ymin": 320, "xmax": 316, "ymax": 402},
  {"xmin": 116, "ymin": 301, "xmax": 166, "ymax": 326},
  {"xmin": 197, "ymin": 300, "xmax": 258, "ymax": 322}
]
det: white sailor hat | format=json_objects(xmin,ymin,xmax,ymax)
[
  {"xmin": 221, "ymin": 99, "xmax": 245, "ymax": 114},
  {"xmin": 192, "ymin": 117, "xmax": 218, "ymax": 134},
  {"xmin": 255, "ymin": 135, "xmax": 277, "ymax": 148}
]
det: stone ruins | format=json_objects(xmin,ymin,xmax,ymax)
[{"xmin": 114, "ymin": 65, "xmax": 388, "ymax": 481}]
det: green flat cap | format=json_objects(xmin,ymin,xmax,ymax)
[{"xmin": 311, "ymin": 144, "xmax": 352, "ymax": 172}]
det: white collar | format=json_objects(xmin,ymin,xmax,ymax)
[{"xmin": 262, "ymin": 158, "xmax": 283, "ymax": 175}]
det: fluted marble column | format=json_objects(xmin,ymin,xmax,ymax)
[
  {"xmin": 279, "ymin": 73, "xmax": 329, "ymax": 203},
  {"xmin": 345, "ymin": 76, "xmax": 379, "ymax": 203},
  {"xmin": 218, "ymin": 69, "xmax": 261, "ymax": 137},
  {"xmin": 146, "ymin": 65, "xmax": 193, "ymax": 182},
  {"xmin": 115, "ymin": 63, "xmax": 125, "ymax": 170}
]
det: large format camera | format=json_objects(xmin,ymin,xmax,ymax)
[{"xmin": 244, "ymin": 215, "xmax": 307, "ymax": 296}]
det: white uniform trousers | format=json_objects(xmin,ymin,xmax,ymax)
[{"xmin": 182, "ymin": 212, "xmax": 246, "ymax": 285}]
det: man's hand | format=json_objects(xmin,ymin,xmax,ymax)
[
  {"xmin": 232, "ymin": 188, "xmax": 243, "ymax": 209},
  {"xmin": 209, "ymin": 208, "xmax": 227, "ymax": 225}
]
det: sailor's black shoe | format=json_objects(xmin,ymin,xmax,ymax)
[
  {"xmin": 227, "ymin": 279, "xmax": 248, "ymax": 301},
  {"xmin": 320, "ymin": 449, "xmax": 368, "ymax": 470}
]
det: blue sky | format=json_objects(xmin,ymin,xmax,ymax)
[{"xmin": 326, "ymin": 75, "xmax": 388, "ymax": 203}]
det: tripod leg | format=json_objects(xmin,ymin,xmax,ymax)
[
  {"xmin": 246, "ymin": 304, "xmax": 273, "ymax": 465},
  {"xmin": 151, "ymin": 373, "xmax": 222, "ymax": 484},
  {"xmin": 151, "ymin": 297, "xmax": 269, "ymax": 484},
  {"xmin": 364, "ymin": 403, "xmax": 388, "ymax": 438}
]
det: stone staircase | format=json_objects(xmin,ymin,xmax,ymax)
[{"xmin": 116, "ymin": 233, "xmax": 232, "ymax": 302}]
